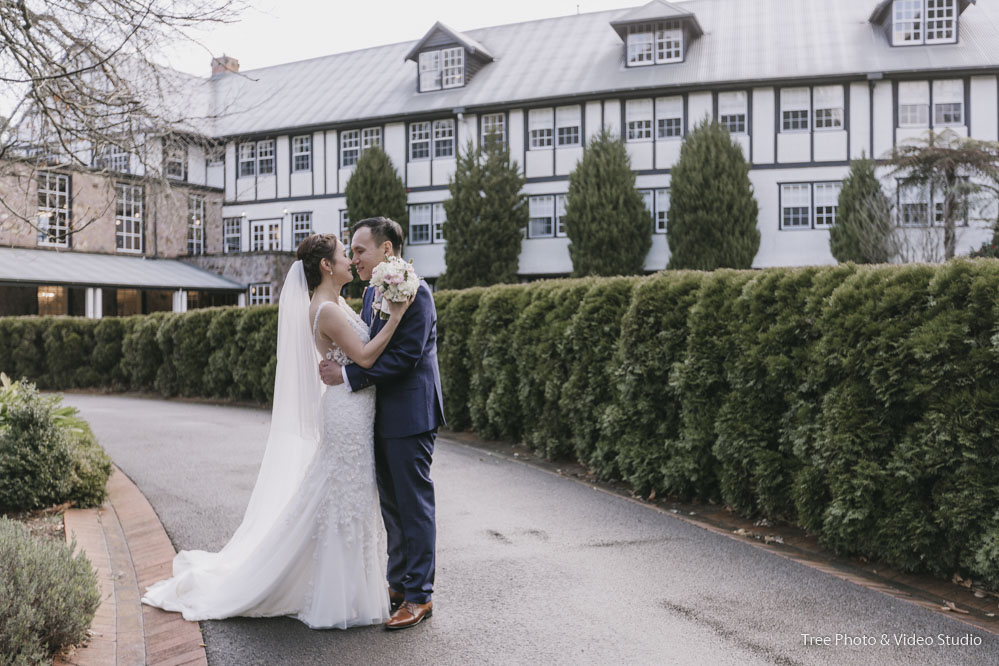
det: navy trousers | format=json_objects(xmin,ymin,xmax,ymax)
[{"xmin": 374, "ymin": 430, "xmax": 436, "ymax": 604}]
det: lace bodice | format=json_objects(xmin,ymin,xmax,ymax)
[{"xmin": 313, "ymin": 298, "xmax": 370, "ymax": 367}]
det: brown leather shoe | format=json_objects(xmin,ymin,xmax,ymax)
[
  {"xmin": 388, "ymin": 587, "xmax": 405, "ymax": 611},
  {"xmin": 385, "ymin": 600, "xmax": 432, "ymax": 630}
]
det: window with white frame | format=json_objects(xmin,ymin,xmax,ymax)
[
  {"xmin": 165, "ymin": 141, "xmax": 187, "ymax": 180},
  {"xmin": 434, "ymin": 119, "xmax": 454, "ymax": 158},
  {"xmin": 933, "ymin": 79, "xmax": 964, "ymax": 126},
  {"xmin": 187, "ymin": 194, "xmax": 205, "ymax": 254},
  {"xmin": 814, "ymin": 182, "xmax": 842, "ymax": 228},
  {"xmin": 341, "ymin": 130, "xmax": 360, "ymax": 167},
  {"xmin": 893, "ymin": 0, "xmax": 925, "ymax": 44},
  {"xmin": 237, "ymin": 140, "xmax": 276, "ymax": 176},
  {"xmin": 638, "ymin": 188, "xmax": 670, "ymax": 234},
  {"xmin": 814, "ymin": 86, "xmax": 844, "ymax": 130},
  {"xmin": 115, "ymin": 183, "xmax": 143, "ymax": 253},
  {"xmin": 418, "ymin": 47, "xmax": 464, "ymax": 91},
  {"xmin": 627, "ymin": 30, "xmax": 654, "ymax": 65},
  {"xmin": 719, "ymin": 91, "xmax": 747, "ymax": 134},
  {"xmin": 528, "ymin": 195, "xmax": 555, "ymax": 238},
  {"xmin": 248, "ymin": 283, "xmax": 272, "ymax": 305},
  {"xmin": 656, "ymin": 96, "xmax": 683, "ymax": 139},
  {"xmin": 894, "ymin": 0, "xmax": 958, "ymax": 45},
  {"xmin": 529, "ymin": 109, "xmax": 554, "ymax": 149},
  {"xmin": 410, "ymin": 122, "xmax": 431, "ymax": 160},
  {"xmin": 292, "ymin": 212, "xmax": 313, "ymax": 247},
  {"xmin": 933, "ymin": 178, "xmax": 970, "ymax": 225},
  {"xmin": 238, "ymin": 142, "xmax": 255, "ymax": 176},
  {"xmin": 256, "ymin": 139, "xmax": 275, "ymax": 175},
  {"xmin": 339, "ymin": 210, "xmax": 351, "ymax": 245},
  {"xmin": 409, "ymin": 203, "xmax": 433, "ymax": 244},
  {"xmin": 781, "ymin": 88, "xmax": 810, "ymax": 132},
  {"xmin": 37, "ymin": 172, "xmax": 69, "ymax": 246},
  {"xmin": 898, "ymin": 81, "xmax": 930, "ymax": 128},
  {"xmin": 292, "ymin": 135, "xmax": 312, "ymax": 172},
  {"xmin": 925, "ymin": 0, "xmax": 958, "ymax": 43},
  {"xmin": 626, "ymin": 99, "xmax": 653, "ymax": 142},
  {"xmin": 627, "ymin": 21, "xmax": 684, "ymax": 66},
  {"xmin": 656, "ymin": 22, "xmax": 683, "ymax": 62},
  {"xmin": 223, "ymin": 217, "xmax": 242, "ymax": 253},
  {"xmin": 207, "ymin": 145, "xmax": 224, "ymax": 166},
  {"xmin": 780, "ymin": 184, "xmax": 812, "ymax": 229},
  {"xmin": 251, "ymin": 219, "xmax": 280, "ymax": 251},
  {"xmin": 361, "ymin": 128, "xmax": 381, "ymax": 152},
  {"xmin": 556, "ymin": 106, "xmax": 581, "ymax": 147},
  {"xmin": 555, "ymin": 194, "xmax": 568, "ymax": 237},
  {"xmin": 433, "ymin": 202, "xmax": 446, "ymax": 243},
  {"xmin": 481, "ymin": 113, "xmax": 506, "ymax": 146},
  {"xmin": 93, "ymin": 144, "xmax": 130, "ymax": 173},
  {"xmin": 898, "ymin": 182, "xmax": 930, "ymax": 226}
]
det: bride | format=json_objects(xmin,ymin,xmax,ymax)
[{"xmin": 141, "ymin": 233, "xmax": 412, "ymax": 629}]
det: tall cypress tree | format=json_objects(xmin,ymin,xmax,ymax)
[
  {"xmin": 828, "ymin": 156, "xmax": 895, "ymax": 264},
  {"xmin": 563, "ymin": 129, "xmax": 652, "ymax": 277},
  {"xmin": 667, "ymin": 118, "xmax": 760, "ymax": 270},
  {"xmin": 438, "ymin": 137, "xmax": 526, "ymax": 289}
]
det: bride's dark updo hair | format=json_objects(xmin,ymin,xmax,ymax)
[{"xmin": 296, "ymin": 234, "xmax": 339, "ymax": 290}]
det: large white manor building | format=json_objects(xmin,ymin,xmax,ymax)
[{"xmin": 2, "ymin": 0, "xmax": 998, "ymax": 313}]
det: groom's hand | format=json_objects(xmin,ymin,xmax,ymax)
[{"xmin": 319, "ymin": 360, "xmax": 344, "ymax": 386}]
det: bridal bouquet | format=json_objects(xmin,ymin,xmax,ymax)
[{"xmin": 371, "ymin": 256, "xmax": 420, "ymax": 319}]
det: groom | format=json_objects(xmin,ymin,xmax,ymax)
[{"xmin": 319, "ymin": 216, "xmax": 445, "ymax": 631}]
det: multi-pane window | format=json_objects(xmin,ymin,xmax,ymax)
[
  {"xmin": 292, "ymin": 212, "xmax": 313, "ymax": 247},
  {"xmin": 893, "ymin": 0, "xmax": 925, "ymax": 44},
  {"xmin": 409, "ymin": 204, "xmax": 433, "ymax": 244},
  {"xmin": 37, "ymin": 172, "xmax": 69, "ymax": 246},
  {"xmin": 719, "ymin": 91, "xmax": 748, "ymax": 134},
  {"xmin": 656, "ymin": 23, "xmax": 683, "ymax": 62},
  {"xmin": 656, "ymin": 96, "xmax": 683, "ymax": 139},
  {"xmin": 529, "ymin": 109, "xmax": 554, "ymax": 149},
  {"xmin": 410, "ymin": 122, "xmax": 431, "ymax": 160},
  {"xmin": 780, "ymin": 184, "xmax": 812, "ymax": 229},
  {"xmin": 781, "ymin": 88, "xmax": 810, "ymax": 132},
  {"xmin": 238, "ymin": 142, "xmax": 255, "ymax": 176},
  {"xmin": 528, "ymin": 195, "xmax": 554, "ymax": 238},
  {"xmin": 933, "ymin": 79, "xmax": 964, "ymax": 126},
  {"xmin": 626, "ymin": 31, "xmax": 654, "ymax": 65},
  {"xmin": 341, "ymin": 130, "xmax": 360, "ymax": 167},
  {"xmin": 223, "ymin": 217, "xmax": 242, "ymax": 253},
  {"xmin": 898, "ymin": 81, "xmax": 930, "ymax": 128},
  {"xmin": 814, "ymin": 86, "xmax": 844, "ymax": 130},
  {"xmin": 556, "ymin": 106, "xmax": 581, "ymax": 147},
  {"xmin": 237, "ymin": 140, "xmax": 275, "ymax": 176},
  {"xmin": 251, "ymin": 220, "xmax": 280, "ymax": 251},
  {"xmin": 555, "ymin": 194, "xmax": 568, "ymax": 237},
  {"xmin": 361, "ymin": 128, "xmax": 381, "ymax": 151},
  {"xmin": 925, "ymin": 0, "xmax": 957, "ymax": 43},
  {"xmin": 339, "ymin": 210, "xmax": 351, "ymax": 245},
  {"xmin": 248, "ymin": 283, "xmax": 272, "ymax": 305},
  {"xmin": 899, "ymin": 183, "xmax": 930, "ymax": 226},
  {"xmin": 418, "ymin": 47, "xmax": 464, "ymax": 91},
  {"xmin": 626, "ymin": 99, "xmax": 653, "ymax": 142},
  {"xmin": 256, "ymin": 139, "xmax": 275, "ymax": 175},
  {"xmin": 432, "ymin": 202, "xmax": 446, "ymax": 243},
  {"xmin": 481, "ymin": 113, "xmax": 506, "ymax": 146},
  {"xmin": 93, "ymin": 144, "xmax": 130, "ymax": 173},
  {"xmin": 894, "ymin": 0, "xmax": 957, "ymax": 45},
  {"xmin": 115, "ymin": 184, "xmax": 143, "ymax": 253},
  {"xmin": 639, "ymin": 188, "xmax": 670, "ymax": 234},
  {"xmin": 627, "ymin": 21, "xmax": 684, "ymax": 66},
  {"xmin": 165, "ymin": 141, "xmax": 187, "ymax": 180},
  {"xmin": 187, "ymin": 194, "xmax": 205, "ymax": 255},
  {"xmin": 814, "ymin": 182, "xmax": 842, "ymax": 228},
  {"xmin": 292, "ymin": 135, "xmax": 312, "ymax": 172},
  {"xmin": 434, "ymin": 119, "xmax": 454, "ymax": 158}
]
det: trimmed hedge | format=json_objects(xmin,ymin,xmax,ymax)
[{"xmin": 5, "ymin": 260, "xmax": 999, "ymax": 587}]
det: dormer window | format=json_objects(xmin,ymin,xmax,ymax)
[
  {"xmin": 406, "ymin": 22, "xmax": 494, "ymax": 93},
  {"xmin": 871, "ymin": 0, "xmax": 972, "ymax": 47},
  {"xmin": 626, "ymin": 21, "xmax": 683, "ymax": 66},
  {"xmin": 419, "ymin": 47, "xmax": 464, "ymax": 91}
]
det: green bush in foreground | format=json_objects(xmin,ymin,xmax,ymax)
[{"xmin": 0, "ymin": 517, "xmax": 100, "ymax": 664}]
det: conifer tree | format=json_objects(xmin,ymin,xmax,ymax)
[
  {"xmin": 563, "ymin": 130, "xmax": 652, "ymax": 277},
  {"xmin": 828, "ymin": 156, "xmax": 895, "ymax": 264},
  {"xmin": 438, "ymin": 136, "xmax": 526, "ymax": 289},
  {"xmin": 667, "ymin": 118, "xmax": 760, "ymax": 269}
]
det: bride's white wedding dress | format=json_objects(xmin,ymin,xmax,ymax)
[{"xmin": 141, "ymin": 292, "xmax": 390, "ymax": 629}]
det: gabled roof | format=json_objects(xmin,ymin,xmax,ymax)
[
  {"xmin": 610, "ymin": 0, "xmax": 704, "ymax": 39},
  {"xmin": 404, "ymin": 21, "xmax": 495, "ymax": 63},
  {"xmin": 870, "ymin": 0, "xmax": 976, "ymax": 24}
]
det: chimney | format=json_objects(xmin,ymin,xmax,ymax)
[{"xmin": 211, "ymin": 55, "xmax": 239, "ymax": 76}]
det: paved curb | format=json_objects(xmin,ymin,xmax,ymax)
[{"xmin": 56, "ymin": 466, "xmax": 208, "ymax": 666}]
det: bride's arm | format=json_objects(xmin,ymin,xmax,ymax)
[{"xmin": 318, "ymin": 300, "xmax": 411, "ymax": 369}]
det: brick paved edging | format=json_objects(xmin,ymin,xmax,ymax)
[{"xmin": 56, "ymin": 466, "xmax": 208, "ymax": 666}]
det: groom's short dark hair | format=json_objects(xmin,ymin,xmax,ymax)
[{"xmin": 352, "ymin": 216, "xmax": 403, "ymax": 256}]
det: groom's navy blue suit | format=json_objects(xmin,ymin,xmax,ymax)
[{"xmin": 344, "ymin": 280, "xmax": 444, "ymax": 604}]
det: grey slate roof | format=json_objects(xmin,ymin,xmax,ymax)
[
  {"xmin": 0, "ymin": 247, "xmax": 245, "ymax": 290},
  {"xmin": 208, "ymin": 0, "xmax": 999, "ymax": 137}
]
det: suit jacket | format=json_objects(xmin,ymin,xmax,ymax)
[{"xmin": 344, "ymin": 280, "xmax": 445, "ymax": 439}]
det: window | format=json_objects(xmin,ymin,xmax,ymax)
[
  {"xmin": 248, "ymin": 283, "xmax": 272, "ymax": 305},
  {"xmin": 187, "ymin": 194, "xmax": 205, "ymax": 255},
  {"xmin": 292, "ymin": 212, "xmax": 312, "ymax": 247},
  {"xmin": 339, "ymin": 210, "xmax": 351, "ymax": 245},
  {"xmin": 780, "ymin": 184, "xmax": 812, "ymax": 229},
  {"xmin": 238, "ymin": 142, "xmax": 255, "ymax": 176},
  {"xmin": 433, "ymin": 202, "xmax": 446, "ymax": 243},
  {"xmin": 115, "ymin": 184, "xmax": 143, "ymax": 253},
  {"xmin": 898, "ymin": 81, "xmax": 930, "ymax": 128},
  {"xmin": 933, "ymin": 181, "xmax": 970, "ymax": 225},
  {"xmin": 656, "ymin": 96, "xmax": 683, "ymax": 139},
  {"xmin": 899, "ymin": 183, "xmax": 930, "ymax": 226},
  {"xmin": 626, "ymin": 99, "xmax": 653, "ymax": 142},
  {"xmin": 894, "ymin": 0, "xmax": 957, "ymax": 45},
  {"xmin": 419, "ymin": 47, "xmax": 464, "ymax": 91},
  {"xmin": 165, "ymin": 141, "xmax": 187, "ymax": 180},
  {"xmin": 529, "ymin": 109, "xmax": 554, "ymax": 149},
  {"xmin": 341, "ymin": 130, "xmax": 360, "ymax": 167},
  {"xmin": 223, "ymin": 217, "xmax": 242, "ymax": 253},
  {"xmin": 814, "ymin": 182, "xmax": 842, "ymax": 228},
  {"xmin": 361, "ymin": 128, "xmax": 381, "ymax": 151},
  {"xmin": 893, "ymin": 0, "xmax": 925, "ymax": 44},
  {"xmin": 256, "ymin": 139, "xmax": 275, "ymax": 175},
  {"xmin": 481, "ymin": 113, "xmax": 506, "ymax": 146},
  {"xmin": 555, "ymin": 194, "xmax": 568, "ymax": 237},
  {"xmin": 409, "ymin": 204, "xmax": 432, "ymax": 244},
  {"xmin": 814, "ymin": 86, "xmax": 844, "ymax": 130},
  {"xmin": 627, "ymin": 21, "xmax": 684, "ymax": 66},
  {"xmin": 528, "ymin": 195, "xmax": 554, "ymax": 238},
  {"xmin": 251, "ymin": 219, "xmax": 280, "ymax": 251},
  {"xmin": 37, "ymin": 172, "xmax": 69, "ymax": 247},
  {"xmin": 292, "ymin": 135, "xmax": 312, "ymax": 172},
  {"xmin": 556, "ymin": 106, "xmax": 581, "ymax": 147},
  {"xmin": 719, "ymin": 91, "xmax": 747, "ymax": 134},
  {"xmin": 93, "ymin": 144, "xmax": 130, "ymax": 173},
  {"xmin": 434, "ymin": 119, "xmax": 454, "ymax": 158},
  {"xmin": 925, "ymin": 0, "xmax": 957, "ymax": 43},
  {"xmin": 207, "ymin": 145, "xmax": 224, "ymax": 166},
  {"xmin": 781, "ymin": 88, "xmax": 810, "ymax": 132},
  {"xmin": 933, "ymin": 79, "xmax": 964, "ymax": 126},
  {"xmin": 639, "ymin": 188, "xmax": 670, "ymax": 234},
  {"xmin": 627, "ymin": 31, "xmax": 654, "ymax": 65},
  {"xmin": 237, "ymin": 140, "xmax": 275, "ymax": 176},
  {"xmin": 655, "ymin": 23, "xmax": 683, "ymax": 62},
  {"xmin": 410, "ymin": 122, "xmax": 431, "ymax": 160}
]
